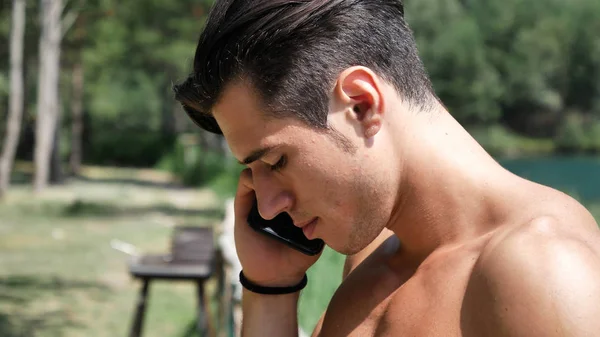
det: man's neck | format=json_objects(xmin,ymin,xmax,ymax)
[{"xmin": 386, "ymin": 112, "xmax": 527, "ymax": 260}]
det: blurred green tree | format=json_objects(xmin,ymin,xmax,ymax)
[{"xmin": 0, "ymin": 0, "xmax": 599, "ymax": 189}]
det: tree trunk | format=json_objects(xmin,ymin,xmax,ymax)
[
  {"xmin": 0, "ymin": 0, "xmax": 26, "ymax": 199},
  {"xmin": 220, "ymin": 136, "xmax": 231, "ymax": 158},
  {"xmin": 161, "ymin": 88, "xmax": 176, "ymax": 140},
  {"xmin": 50, "ymin": 109, "xmax": 64, "ymax": 183},
  {"xmin": 69, "ymin": 58, "xmax": 83, "ymax": 175},
  {"xmin": 173, "ymin": 100, "xmax": 189, "ymax": 133},
  {"xmin": 34, "ymin": 0, "xmax": 62, "ymax": 192},
  {"xmin": 200, "ymin": 131, "xmax": 225, "ymax": 155}
]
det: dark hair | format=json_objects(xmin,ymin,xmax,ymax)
[{"xmin": 173, "ymin": 0, "xmax": 435, "ymax": 135}]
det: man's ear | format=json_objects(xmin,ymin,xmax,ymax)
[{"xmin": 333, "ymin": 66, "xmax": 384, "ymax": 139}]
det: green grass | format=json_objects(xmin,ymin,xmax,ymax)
[
  {"xmin": 0, "ymin": 169, "xmax": 224, "ymax": 337},
  {"xmin": 0, "ymin": 166, "xmax": 345, "ymax": 336}
]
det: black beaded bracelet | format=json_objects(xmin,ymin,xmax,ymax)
[{"xmin": 239, "ymin": 271, "xmax": 308, "ymax": 295}]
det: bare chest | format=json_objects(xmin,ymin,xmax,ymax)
[{"xmin": 320, "ymin": 250, "xmax": 478, "ymax": 337}]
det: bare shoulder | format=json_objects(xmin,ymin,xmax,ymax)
[
  {"xmin": 462, "ymin": 215, "xmax": 600, "ymax": 337},
  {"xmin": 311, "ymin": 229, "xmax": 398, "ymax": 337}
]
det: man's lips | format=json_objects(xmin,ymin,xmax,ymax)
[
  {"xmin": 293, "ymin": 217, "xmax": 318, "ymax": 228},
  {"xmin": 293, "ymin": 217, "xmax": 319, "ymax": 240}
]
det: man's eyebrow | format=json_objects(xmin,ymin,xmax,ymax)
[{"xmin": 240, "ymin": 146, "xmax": 276, "ymax": 165}]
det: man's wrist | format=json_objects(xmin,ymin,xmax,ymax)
[
  {"xmin": 241, "ymin": 285, "xmax": 300, "ymax": 336},
  {"xmin": 240, "ymin": 271, "xmax": 308, "ymax": 295},
  {"xmin": 241, "ymin": 271, "xmax": 307, "ymax": 288}
]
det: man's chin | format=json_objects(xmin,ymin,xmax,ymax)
[{"xmin": 325, "ymin": 241, "xmax": 365, "ymax": 256}]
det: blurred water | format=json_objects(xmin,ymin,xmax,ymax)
[{"xmin": 500, "ymin": 156, "xmax": 600, "ymax": 202}]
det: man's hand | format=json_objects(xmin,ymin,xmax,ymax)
[
  {"xmin": 234, "ymin": 168, "xmax": 321, "ymax": 287},
  {"xmin": 234, "ymin": 168, "xmax": 321, "ymax": 337}
]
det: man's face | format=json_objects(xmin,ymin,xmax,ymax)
[{"xmin": 213, "ymin": 81, "xmax": 396, "ymax": 254}]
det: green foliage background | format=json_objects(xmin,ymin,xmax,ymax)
[
  {"xmin": 0, "ymin": 1, "xmax": 599, "ymax": 335},
  {"xmin": 0, "ymin": 0, "xmax": 599, "ymax": 184}
]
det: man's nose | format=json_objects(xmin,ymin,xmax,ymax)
[{"xmin": 253, "ymin": 173, "xmax": 292, "ymax": 220}]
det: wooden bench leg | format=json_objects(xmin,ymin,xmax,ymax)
[
  {"xmin": 196, "ymin": 280, "xmax": 216, "ymax": 337},
  {"xmin": 129, "ymin": 278, "xmax": 150, "ymax": 337},
  {"xmin": 196, "ymin": 280, "xmax": 208, "ymax": 336}
]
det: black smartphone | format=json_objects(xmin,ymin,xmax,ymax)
[{"xmin": 247, "ymin": 201, "xmax": 325, "ymax": 256}]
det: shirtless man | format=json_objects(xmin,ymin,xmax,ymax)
[{"xmin": 174, "ymin": 1, "xmax": 600, "ymax": 336}]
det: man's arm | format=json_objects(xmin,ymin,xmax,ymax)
[
  {"xmin": 462, "ymin": 218, "xmax": 600, "ymax": 337},
  {"xmin": 242, "ymin": 290, "xmax": 300, "ymax": 337}
]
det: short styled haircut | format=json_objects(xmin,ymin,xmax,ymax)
[{"xmin": 173, "ymin": 0, "xmax": 435, "ymax": 135}]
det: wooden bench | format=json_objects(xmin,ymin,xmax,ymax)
[{"xmin": 127, "ymin": 226, "xmax": 216, "ymax": 337}]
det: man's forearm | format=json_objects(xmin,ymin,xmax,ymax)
[{"xmin": 241, "ymin": 289, "xmax": 300, "ymax": 337}]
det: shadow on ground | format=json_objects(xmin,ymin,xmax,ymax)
[
  {"xmin": 8, "ymin": 171, "xmax": 33, "ymax": 186},
  {"xmin": 7, "ymin": 167, "xmax": 225, "ymax": 220},
  {"xmin": 63, "ymin": 200, "xmax": 224, "ymax": 219},
  {"xmin": 74, "ymin": 175, "xmax": 186, "ymax": 190},
  {"xmin": 2, "ymin": 199, "xmax": 224, "ymax": 221},
  {"xmin": 0, "ymin": 275, "xmax": 111, "ymax": 337},
  {"xmin": 10, "ymin": 168, "xmax": 184, "ymax": 190}
]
